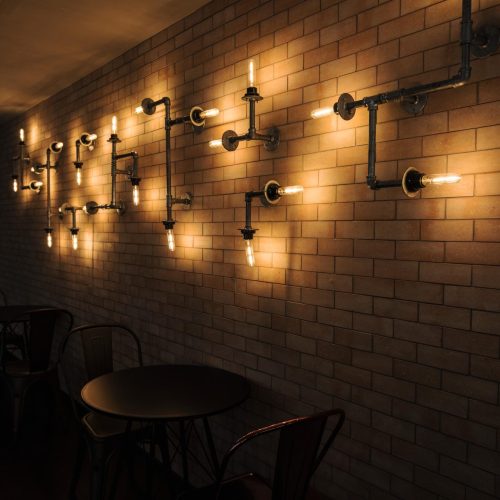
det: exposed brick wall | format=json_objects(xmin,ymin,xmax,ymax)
[{"xmin": 1, "ymin": 0, "xmax": 499, "ymax": 498}]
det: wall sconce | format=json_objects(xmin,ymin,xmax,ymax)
[
  {"xmin": 32, "ymin": 141, "xmax": 63, "ymax": 248},
  {"xmin": 11, "ymin": 128, "xmax": 40, "ymax": 193},
  {"xmin": 84, "ymin": 117, "xmax": 139, "ymax": 215},
  {"xmin": 209, "ymin": 59, "xmax": 279, "ymax": 152},
  {"xmin": 136, "ymin": 97, "xmax": 219, "ymax": 251},
  {"xmin": 241, "ymin": 180, "xmax": 303, "ymax": 267},
  {"xmin": 58, "ymin": 203, "xmax": 83, "ymax": 250},
  {"xmin": 74, "ymin": 132, "xmax": 97, "ymax": 186},
  {"xmin": 310, "ymin": 0, "xmax": 495, "ymax": 197}
]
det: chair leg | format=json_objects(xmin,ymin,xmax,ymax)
[
  {"xmin": 69, "ymin": 436, "xmax": 86, "ymax": 498},
  {"xmin": 90, "ymin": 441, "xmax": 111, "ymax": 500}
]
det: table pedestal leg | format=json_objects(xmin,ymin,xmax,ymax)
[
  {"xmin": 179, "ymin": 420, "xmax": 189, "ymax": 484},
  {"xmin": 203, "ymin": 417, "xmax": 220, "ymax": 476}
]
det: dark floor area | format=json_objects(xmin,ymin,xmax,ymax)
[{"xmin": 0, "ymin": 385, "xmax": 176, "ymax": 500}]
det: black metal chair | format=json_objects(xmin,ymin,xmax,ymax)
[
  {"xmin": 179, "ymin": 408, "xmax": 345, "ymax": 500},
  {"xmin": 59, "ymin": 323, "xmax": 149, "ymax": 500},
  {"xmin": 1, "ymin": 307, "xmax": 74, "ymax": 438}
]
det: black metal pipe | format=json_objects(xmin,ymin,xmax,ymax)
[
  {"xmin": 165, "ymin": 97, "xmax": 173, "ymax": 223},
  {"xmin": 367, "ymin": 102, "xmax": 378, "ymax": 189},
  {"xmin": 346, "ymin": 0, "xmax": 472, "ymax": 113}
]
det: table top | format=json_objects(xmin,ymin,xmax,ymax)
[{"xmin": 81, "ymin": 364, "xmax": 250, "ymax": 421}]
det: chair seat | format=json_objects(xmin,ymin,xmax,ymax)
[
  {"xmin": 182, "ymin": 473, "xmax": 271, "ymax": 500},
  {"xmin": 82, "ymin": 411, "xmax": 143, "ymax": 440},
  {"xmin": 3, "ymin": 360, "xmax": 53, "ymax": 378}
]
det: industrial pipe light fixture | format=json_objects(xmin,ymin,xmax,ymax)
[
  {"xmin": 310, "ymin": 0, "xmax": 496, "ymax": 197},
  {"xmin": 74, "ymin": 132, "xmax": 97, "ymax": 186},
  {"xmin": 241, "ymin": 180, "xmax": 303, "ymax": 267},
  {"xmin": 31, "ymin": 141, "xmax": 63, "ymax": 248},
  {"xmin": 58, "ymin": 203, "xmax": 83, "ymax": 250},
  {"xmin": 11, "ymin": 128, "xmax": 41, "ymax": 193},
  {"xmin": 84, "ymin": 117, "xmax": 140, "ymax": 216},
  {"xmin": 136, "ymin": 97, "xmax": 219, "ymax": 252},
  {"xmin": 209, "ymin": 59, "xmax": 279, "ymax": 152}
]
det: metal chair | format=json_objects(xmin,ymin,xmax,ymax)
[
  {"xmin": 1, "ymin": 307, "xmax": 74, "ymax": 438},
  {"xmin": 179, "ymin": 408, "xmax": 345, "ymax": 500},
  {"xmin": 58, "ymin": 323, "xmax": 149, "ymax": 500}
]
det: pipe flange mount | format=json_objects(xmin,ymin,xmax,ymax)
[
  {"xmin": 401, "ymin": 94, "xmax": 428, "ymax": 115},
  {"xmin": 222, "ymin": 130, "xmax": 239, "ymax": 151},
  {"xmin": 264, "ymin": 127, "xmax": 280, "ymax": 152},
  {"xmin": 334, "ymin": 93, "xmax": 356, "ymax": 121}
]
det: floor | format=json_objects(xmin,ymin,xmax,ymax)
[{"xmin": 0, "ymin": 384, "xmax": 175, "ymax": 500}]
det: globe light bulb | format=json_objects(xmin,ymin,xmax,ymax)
[
  {"xmin": 311, "ymin": 107, "xmax": 333, "ymax": 119},
  {"xmin": 245, "ymin": 239, "xmax": 255, "ymax": 267},
  {"xmin": 132, "ymin": 184, "xmax": 140, "ymax": 206},
  {"xmin": 112, "ymin": 115, "xmax": 117, "ymax": 134},
  {"xmin": 47, "ymin": 232, "xmax": 53, "ymax": 248},
  {"xmin": 12, "ymin": 178, "xmax": 18, "ymax": 192},
  {"xmin": 76, "ymin": 169, "xmax": 82, "ymax": 186},
  {"xmin": 55, "ymin": 141, "xmax": 64, "ymax": 150},
  {"xmin": 200, "ymin": 108, "xmax": 220, "ymax": 119},
  {"xmin": 72, "ymin": 233, "xmax": 78, "ymax": 250},
  {"xmin": 166, "ymin": 228, "xmax": 175, "ymax": 252},
  {"xmin": 135, "ymin": 105, "xmax": 144, "ymax": 114},
  {"xmin": 209, "ymin": 139, "xmax": 222, "ymax": 148},
  {"xmin": 19, "ymin": 128, "xmax": 24, "ymax": 142}
]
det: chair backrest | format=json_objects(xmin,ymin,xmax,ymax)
[
  {"xmin": 217, "ymin": 409, "xmax": 345, "ymax": 500},
  {"xmin": 58, "ymin": 323, "xmax": 143, "ymax": 415},
  {"xmin": 15, "ymin": 308, "xmax": 73, "ymax": 372}
]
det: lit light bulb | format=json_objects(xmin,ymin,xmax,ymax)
[
  {"xmin": 47, "ymin": 232, "xmax": 53, "ymax": 248},
  {"xmin": 209, "ymin": 139, "xmax": 223, "ymax": 148},
  {"xmin": 12, "ymin": 178, "xmax": 18, "ymax": 192},
  {"xmin": 19, "ymin": 128, "xmax": 24, "ymax": 142},
  {"xmin": 245, "ymin": 239, "xmax": 255, "ymax": 267},
  {"xmin": 132, "ymin": 184, "xmax": 140, "ymax": 206},
  {"xmin": 278, "ymin": 185, "xmax": 304, "ymax": 196},
  {"xmin": 112, "ymin": 115, "xmax": 117, "ymax": 134},
  {"xmin": 311, "ymin": 107, "xmax": 333, "ymax": 119},
  {"xmin": 248, "ymin": 59, "xmax": 256, "ymax": 88},
  {"xmin": 422, "ymin": 173, "xmax": 462, "ymax": 186},
  {"xmin": 76, "ymin": 169, "xmax": 82, "ymax": 186},
  {"xmin": 135, "ymin": 105, "xmax": 144, "ymax": 114},
  {"xmin": 56, "ymin": 141, "xmax": 63, "ymax": 150},
  {"xmin": 200, "ymin": 108, "xmax": 220, "ymax": 119},
  {"xmin": 166, "ymin": 228, "xmax": 175, "ymax": 252},
  {"xmin": 88, "ymin": 133, "xmax": 97, "ymax": 142},
  {"xmin": 72, "ymin": 233, "xmax": 78, "ymax": 250}
]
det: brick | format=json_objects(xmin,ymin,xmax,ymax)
[
  {"xmin": 446, "ymin": 242, "xmax": 500, "ymax": 265},
  {"xmin": 401, "ymin": 23, "xmax": 450, "ymax": 57},
  {"xmin": 445, "ymin": 285, "xmax": 500, "ymax": 312},
  {"xmin": 421, "ymin": 220, "xmax": 473, "ymax": 241},
  {"xmin": 379, "ymin": 10, "xmax": 425, "ymax": 42},
  {"xmin": 417, "ymin": 385, "xmax": 468, "ymax": 418},
  {"xmin": 399, "ymin": 111, "xmax": 448, "ymax": 139},
  {"xmin": 477, "ymin": 125, "xmax": 500, "ymax": 150},
  {"xmin": 396, "ymin": 241, "xmax": 445, "ymax": 262},
  {"xmin": 471, "ymin": 355, "xmax": 500, "ymax": 382},
  {"xmin": 420, "ymin": 303, "xmax": 471, "ymax": 329},
  {"xmin": 374, "ymin": 297, "xmax": 418, "ymax": 321},
  {"xmin": 356, "ymin": 40, "xmax": 399, "ymax": 71},
  {"xmin": 449, "ymin": 100, "xmax": 500, "ymax": 131},
  {"xmin": 420, "ymin": 262, "xmax": 471, "ymax": 285},
  {"xmin": 441, "ymin": 413, "xmax": 497, "ymax": 449},
  {"xmin": 443, "ymin": 327, "xmax": 499, "ymax": 357},
  {"xmin": 423, "ymin": 130, "xmax": 476, "ymax": 156},
  {"xmin": 443, "ymin": 371, "xmax": 498, "ymax": 404},
  {"xmin": 375, "ymin": 221, "xmax": 420, "ymax": 240},
  {"xmin": 475, "ymin": 174, "xmax": 500, "ymax": 197}
]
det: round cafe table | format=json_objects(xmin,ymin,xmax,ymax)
[{"xmin": 81, "ymin": 364, "xmax": 250, "ymax": 492}]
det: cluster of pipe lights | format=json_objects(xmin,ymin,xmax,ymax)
[
  {"xmin": 241, "ymin": 180, "xmax": 303, "ymax": 267},
  {"xmin": 309, "ymin": 0, "xmax": 497, "ymax": 197},
  {"xmin": 12, "ymin": 128, "xmax": 42, "ymax": 194},
  {"xmin": 31, "ymin": 141, "xmax": 64, "ymax": 248},
  {"xmin": 135, "ymin": 96, "xmax": 219, "ymax": 252},
  {"xmin": 58, "ymin": 204, "xmax": 83, "ymax": 250},
  {"xmin": 74, "ymin": 132, "xmax": 97, "ymax": 186},
  {"xmin": 209, "ymin": 59, "xmax": 279, "ymax": 152}
]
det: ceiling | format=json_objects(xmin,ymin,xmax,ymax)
[{"xmin": 0, "ymin": 0, "xmax": 211, "ymax": 124}]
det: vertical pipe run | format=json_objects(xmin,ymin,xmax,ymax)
[
  {"xmin": 46, "ymin": 149, "xmax": 51, "ymax": 229},
  {"xmin": 367, "ymin": 102, "xmax": 378, "ymax": 189},
  {"xmin": 249, "ymin": 100, "xmax": 256, "ymax": 137},
  {"xmin": 111, "ymin": 137, "xmax": 117, "ymax": 207},
  {"xmin": 165, "ymin": 97, "xmax": 173, "ymax": 223}
]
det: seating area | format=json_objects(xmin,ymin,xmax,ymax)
[{"xmin": 0, "ymin": 297, "xmax": 344, "ymax": 500}]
